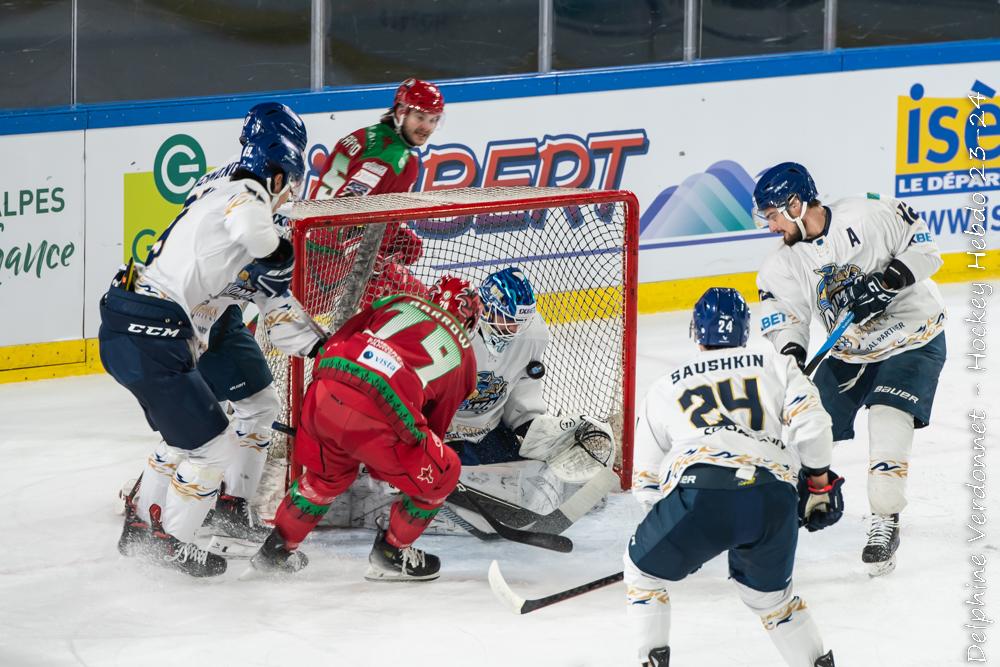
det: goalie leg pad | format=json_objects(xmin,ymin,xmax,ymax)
[
  {"xmin": 624, "ymin": 551, "xmax": 672, "ymax": 664},
  {"xmin": 223, "ymin": 386, "xmax": 281, "ymax": 499},
  {"xmin": 162, "ymin": 427, "xmax": 237, "ymax": 542},
  {"xmin": 734, "ymin": 580, "xmax": 827, "ymax": 666},
  {"xmin": 866, "ymin": 404, "xmax": 914, "ymax": 515}
]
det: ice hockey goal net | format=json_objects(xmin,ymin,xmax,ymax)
[{"xmin": 258, "ymin": 186, "xmax": 638, "ymax": 493}]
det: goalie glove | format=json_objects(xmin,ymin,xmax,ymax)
[
  {"xmin": 520, "ymin": 414, "xmax": 616, "ymax": 485},
  {"xmin": 796, "ymin": 469, "xmax": 845, "ymax": 532}
]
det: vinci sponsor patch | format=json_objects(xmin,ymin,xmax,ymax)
[
  {"xmin": 895, "ymin": 80, "xmax": 1000, "ymax": 197},
  {"xmin": 357, "ymin": 344, "xmax": 402, "ymax": 377}
]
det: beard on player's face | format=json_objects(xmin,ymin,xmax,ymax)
[{"xmin": 782, "ymin": 225, "xmax": 803, "ymax": 246}]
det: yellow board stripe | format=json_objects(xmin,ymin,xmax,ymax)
[
  {"xmin": 0, "ymin": 250, "xmax": 995, "ymax": 384},
  {"xmin": 0, "ymin": 339, "xmax": 103, "ymax": 384}
]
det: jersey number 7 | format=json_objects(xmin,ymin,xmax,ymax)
[{"xmin": 678, "ymin": 378, "xmax": 764, "ymax": 431}]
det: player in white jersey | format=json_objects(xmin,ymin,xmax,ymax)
[
  {"xmin": 100, "ymin": 131, "xmax": 321, "ymax": 577},
  {"xmin": 447, "ymin": 268, "xmax": 615, "ymax": 489},
  {"xmin": 753, "ymin": 162, "xmax": 947, "ymax": 575},
  {"xmin": 626, "ymin": 287, "xmax": 841, "ymax": 667},
  {"xmin": 187, "ymin": 103, "xmax": 310, "ymax": 542}
]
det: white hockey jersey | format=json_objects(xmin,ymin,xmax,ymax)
[
  {"xmin": 136, "ymin": 177, "xmax": 280, "ymax": 348},
  {"xmin": 446, "ymin": 312, "xmax": 550, "ymax": 443},
  {"xmin": 632, "ymin": 340, "xmax": 832, "ymax": 509},
  {"xmin": 757, "ymin": 195, "xmax": 946, "ymax": 364}
]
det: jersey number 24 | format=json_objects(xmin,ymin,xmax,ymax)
[{"xmin": 678, "ymin": 378, "xmax": 764, "ymax": 431}]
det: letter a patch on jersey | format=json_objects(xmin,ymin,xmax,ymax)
[{"xmin": 846, "ymin": 227, "xmax": 861, "ymax": 247}]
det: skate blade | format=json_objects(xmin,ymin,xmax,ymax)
[
  {"xmin": 867, "ymin": 556, "xmax": 897, "ymax": 577},
  {"xmin": 363, "ymin": 565, "xmax": 439, "ymax": 582},
  {"xmin": 206, "ymin": 535, "xmax": 259, "ymax": 559}
]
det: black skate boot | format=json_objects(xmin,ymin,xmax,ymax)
[
  {"xmin": 644, "ymin": 646, "xmax": 670, "ymax": 666},
  {"xmin": 118, "ymin": 492, "xmax": 151, "ymax": 557},
  {"xmin": 148, "ymin": 505, "xmax": 227, "ymax": 577},
  {"xmin": 862, "ymin": 513, "xmax": 900, "ymax": 576},
  {"xmin": 248, "ymin": 529, "xmax": 309, "ymax": 575},
  {"xmin": 365, "ymin": 524, "xmax": 440, "ymax": 582},
  {"xmin": 815, "ymin": 650, "xmax": 835, "ymax": 666},
  {"xmin": 203, "ymin": 493, "xmax": 271, "ymax": 542}
]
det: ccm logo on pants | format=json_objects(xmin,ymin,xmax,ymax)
[
  {"xmin": 873, "ymin": 385, "xmax": 919, "ymax": 403},
  {"xmin": 128, "ymin": 323, "xmax": 181, "ymax": 337}
]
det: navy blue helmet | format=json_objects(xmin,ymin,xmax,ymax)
[
  {"xmin": 479, "ymin": 267, "xmax": 536, "ymax": 353},
  {"xmin": 752, "ymin": 162, "xmax": 818, "ymax": 223},
  {"xmin": 690, "ymin": 287, "xmax": 751, "ymax": 348},
  {"xmin": 240, "ymin": 102, "xmax": 307, "ymax": 153},
  {"xmin": 239, "ymin": 132, "xmax": 305, "ymax": 192}
]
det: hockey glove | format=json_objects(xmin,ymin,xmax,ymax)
[
  {"xmin": 238, "ymin": 238, "xmax": 294, "ymax": 299},
  {"xmin": 844, "ymin": 272, "xmax": 898, "ymax": 326},
  {"xmin": 780, "ymin": 342, "xmax": 807, "ymax": 370},
  {"xmin": 797, "ymin": 469, "xmax": 845, "ymax": 532}
]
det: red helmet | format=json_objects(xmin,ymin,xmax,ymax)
[
  {"xmin": 428, "ymin": 275, "xmax": 482, "ymax": 335},
  {"xmin": 394, "ymin": 78, "xmax": 445, "ymax": 115}
]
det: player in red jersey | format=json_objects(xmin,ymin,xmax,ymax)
[
  {"xmin": 304, "ymin": 78, "xmax": 445, "ymax": 309},
  {"xmin": 248, "ymin": 276, "xmax": 483, "ymax": 581}
]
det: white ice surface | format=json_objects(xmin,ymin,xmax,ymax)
[{"xmin": 1, "ymin": 283, "xmax": 997, "ymax": 667}]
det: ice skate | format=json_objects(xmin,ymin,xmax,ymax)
[
  {"xmin": 245, "ymin": 529, "xmax": 308, "ymax": 576},
  {"xmin": 862, "ymin": 513, "xmax": 900, "ymax": 576},
  {"xmin": 815, "ymin": 650, "xmax": 835, "ymax": 666},
  {"xmin": 365, "ymin": 525, "xmax": 440, "ymax": 582},
  {"xmin": 117, "ymin": 492, "xmax": 151, "ymax": 557},
  {"xmin": 202, "ymin": 493, "xmax": 271, "ymax": 542},
  {"xmin": 644, "ymin": 646, "xmax": 670, "ymax": 666},
  {"xmin": 147, "ymin": 505, "xmax": 227, "ymax": 577}
]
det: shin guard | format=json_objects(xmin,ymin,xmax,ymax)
[
  {"xmin": 223, "ymin": 387, "xmax": 280, "ymax": 499},
  {"xmin": 624, "ymin": 552, "xmax": 672, "ymax": 664},
  {"xmin": 867, "ymin": 404, "xmax": 914, "ymax": 515},
  {"xmin": 735, "ymin": 580, "xmax": 826, "ymax": 667},
  {"xmin": 272, "ymin": 474, "xmax": 337, "ymax": 549},
  {"xmin": 135, "ymin": 441, "xmax": 181, "ymax": 524},
  {"xmin": 386, "ymin": 495, "xmax": 441, "ymax": 548}
]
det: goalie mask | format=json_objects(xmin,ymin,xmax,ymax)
[
  {"xmin": 479, "ymin": 267, "xmax": 537, "ymax": 354},
  {"xmin": 429, "ymin": 275, "xmax": 483, "ymax": 336}
]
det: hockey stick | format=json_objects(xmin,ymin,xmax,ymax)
[
  {"xmin": 451, "ymin": 483, "xmax": 573, "ymax": 553},
  {"xmin": 488, "ymin": 560, "xmax": 624, "ymax": 614},
  {"xmin": 270, "ymin": 421, "xmax": 572, "ymax": 553},
  {"xmin": 438, "ymin": 505, "xmax": 503, "ymax": 542},
  {"xmin": 448, "ymin": 466, "xmax": 620, "ymax": 534},
  {"xmin": 804, "ymin": 311, "xmax": 854, "ymax": 376}
]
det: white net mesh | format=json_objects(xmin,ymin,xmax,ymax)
[{"xmin": 255, "ymin": 186, "xmax": 636, "ymax": 508}]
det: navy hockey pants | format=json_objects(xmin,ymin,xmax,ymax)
[
  {"xmin": 813, "ymin": 331, "xmax": 946, "ymax": 440},
  {"xmin": 98, "ymin": 287, "xmax": 228, "ymax": 450},
  {"xmin": 197, "ymin": 304, "xmax": 273, "ymax": 403},
  {"xmin": 628, "ymin": 466, "xmax": 799, "ymax": 593}
]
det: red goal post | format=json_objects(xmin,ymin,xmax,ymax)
[{"xmin": 265, "ymin": 186, "xmax": 639, "ymax": 491}]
